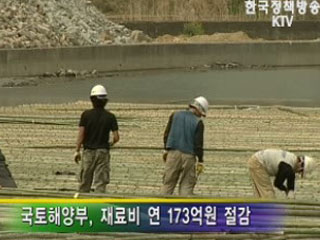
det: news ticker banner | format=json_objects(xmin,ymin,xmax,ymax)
[{"xmin": 0, "ymin": 199, "xmax": 286, "ymax": 233}]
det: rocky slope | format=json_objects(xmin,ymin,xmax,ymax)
[{"xmin": 0, "ymin": 0, "xmax": 151, "ymax": 49}]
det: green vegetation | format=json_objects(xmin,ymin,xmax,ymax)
[
  {"xmin": 91, "ymin": 0, "xmax": 128, "ymax": 15},
  {"xmin": 228, "ymin": 0, "xmax": 242, "ymax": 15},
  {"xmin": 183, "ymin": 22, "xmax": 205, "ymax": 36}
]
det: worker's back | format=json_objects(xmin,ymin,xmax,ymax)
[
  {"xmin": 254, "ymin": 149, "xmax": 296, "ymax": 176},
  {"xmin": 166, "ymin": 110, "xmax": 200, "ymax": 155},
  {"xmin": 80, "ymin": 108, "xmax": 117, "ymax": 150}
]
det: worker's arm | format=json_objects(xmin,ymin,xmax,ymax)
[
  {"xmin": 77, "ymin": 111, "xmax": 87, "ymax": 152},
  {"xmin": 76, "ymin": 126, "xmax": 85, "ymax": 152},
  {"xmin": 274, "ymin": 161, "xmax": 295, "ymax": 192},
  {"xmin": 194, "ymin": 120, "xmax": 204, "ymax": 163},
  {"xmin": 74, "ymin": 126, "xmax": 85, "ymax": 164},
  {"xmin": 110, "ymin": 130, "xmax": 120, "ymax": 146},
  {"xmin": 110, "ymin": 114, "xmax": 119, "ymax": 146},
  {"xmin": 163, "ymin": 112, "xmax": 174, "ymax": 149}
]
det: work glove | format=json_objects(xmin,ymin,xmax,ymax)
[
  {"xmin": 286, "ymin": 191, "xmax": 295, "ymax": 200},
  {"xmin": 196, "ymin": 162, "xmax": 204, "ymax": 176},
  {"xmin": 162, "ymin": 150, "xmax": 168, "ymax": 163},
  {"xmin": 73, "ymin": 151, "xmax": 81, "ymax": 164}
]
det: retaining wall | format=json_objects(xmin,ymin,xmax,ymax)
[{"xmin": 0, "ymin": 41, "xmax": 320, "ymax": 77}]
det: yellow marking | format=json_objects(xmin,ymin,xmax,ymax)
[{"xmin": 0, "ymin": 198, "xmax": 274, "ymax": 204}]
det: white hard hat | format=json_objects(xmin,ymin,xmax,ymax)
[
  {"xmin": 189, "ymin": 96, "xmax": 209, "ymax": 117},
  {"xmin": 302, "ymin": 156, "xmax": 316, "ymax": 178},
  {"xmin": 90, "ymin": 85, "xmax": 108, "ymax": 99}
]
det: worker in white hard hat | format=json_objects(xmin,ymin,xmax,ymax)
[
  {"xmin": 162, "ymin": 96, "xmax": 209, "ymax": 195},
  {"xmin": 248, "ymin": 149, "xmax": 316, "ymax": 199},
  {"xmin": 74, "ymin": 84, "xmax": 119, "ymax": 193}
]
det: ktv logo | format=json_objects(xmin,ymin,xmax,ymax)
[{"xmin": 272, "ymin": 15, "xmax": 294, "ymax": 27}]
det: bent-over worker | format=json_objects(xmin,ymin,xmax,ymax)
[{"xmin": 248, "ymin": 149, "xmax": 316, "ymax": 199}]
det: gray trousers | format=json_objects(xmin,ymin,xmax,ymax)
[
  {"xmin": 162, "ymin": 150, "xmax": 197, "ymax": 196},
  {"xmin": 78, "ymin": 149, "xmax": 110, "ymax": 193}
]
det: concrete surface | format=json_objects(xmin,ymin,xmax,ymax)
[
  {"xmin": 0, "ymin": 41, "xmax": 320, "ymax": 77},
  {"xmin": 0, "ymin": 67, "xmax": 320, "ymax": 107}
]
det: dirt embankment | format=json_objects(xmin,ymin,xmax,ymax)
[{"xmin": 154, "ymin": 31, "xmax": 263, "ymax": 43}]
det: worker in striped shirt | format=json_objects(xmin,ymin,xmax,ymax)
[{"xmin": 248, "ymin": 149, "xmax": 316, "ymax": 199}]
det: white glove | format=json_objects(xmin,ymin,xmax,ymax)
[
  {"xmin": 73, "ymin": 151, "xmax": 81, "ymax": 164},
  {"xmin": 196, "ymin": 163, "xmax": 204, "ymax": 176}
]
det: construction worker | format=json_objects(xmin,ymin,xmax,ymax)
[
  {"xmin": 162, "ymin": 96, "xmax": 209, "ymax": 195},
  {"xmin": 248, "ymin": 149, "xmax": 316, "ymax": 199},
  {"xmin": 74, "ymin": 84, "xmax": 119, "ymax": 193}
]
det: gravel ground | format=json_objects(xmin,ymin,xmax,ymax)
[
  {"xmin": 0, "ymin": 102, "xmax": 320, "ymax": 239},
  {"xmin": 0, "ymin": 102, "xmax": 319, "ymax": 199}
]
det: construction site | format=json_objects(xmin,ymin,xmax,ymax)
[{"xmin": 0, "ymin": 0, "xmax": 320, "ymax": 239}]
